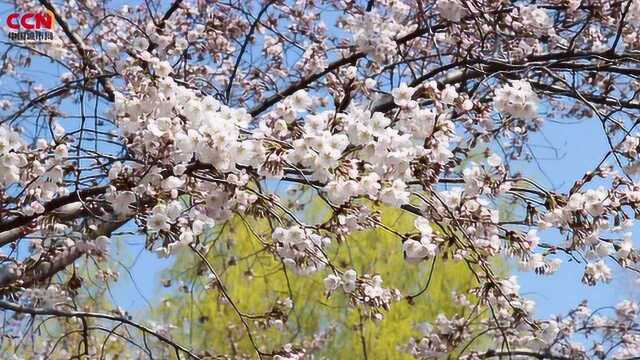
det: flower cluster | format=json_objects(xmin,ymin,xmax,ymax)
[
  {"xmin": 494, "ymin": 80, "xmax": 540, "ymax": 120},
  {"xmin": 343, "ymin": 6, "xmax": 415, "ymax": 63},
  {"xmin": 436, "ymin": 0, "xmax": 466, "ymax": 22},
  {"xmin": 518, "ymin": 5, "xmax": 555, "ymax": 36},
  {"xmin": 0, "ymin": 125, "xmax": 25, "ymax": 187},
  {"xmin": 324, "ymin": 269, "xmax": 400, "ymax": 320},
  {"xmin": 113, "ymin": 77, "xmax": 257, "ymax": 173},
  {"xmin": 403, "ymin": 217, "xmax": 438, "ymax": 262},
  {"xmin": 272, "ymin": 226, "xmax": 331, "ymax": 274},
  {"xmin": 405, "ymin": 314, "xmax": 470, "ymax": 358}
]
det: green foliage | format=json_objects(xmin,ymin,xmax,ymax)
[{"xmin": 158, "ymin": 201, "xmax": 477, "ymax": 359}]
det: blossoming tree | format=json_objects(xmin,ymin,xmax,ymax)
[{"xmin": 2, "ymin": 0, "xmax": 640, "ymax": 358}]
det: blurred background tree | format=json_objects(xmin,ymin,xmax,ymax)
[{"xmin": 156, "ymin": 193, "xmax": 477, "ymax": 359}]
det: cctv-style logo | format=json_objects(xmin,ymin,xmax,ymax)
[{"xmin": 6, "ymin": 11, "xmax": 55, "ymax": 43}]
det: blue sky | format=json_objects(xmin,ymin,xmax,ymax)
[{"xmin": 512, "ymin": 112, "xmax": 639, "ymax": 318}]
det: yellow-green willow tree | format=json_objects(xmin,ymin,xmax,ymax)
[{"xmin": 157, "ymin": 201, "xmax": 477, "ymax": 359}]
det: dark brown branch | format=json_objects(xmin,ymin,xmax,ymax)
[
  {"xmin": 225, "ymin": 1, "xmax": 274, "ymax": 103},
  {"xmin": 0, "ymin": 216, "xmax": 127, "ymax": 289},
  {"xmin": 38, "ymin": 0, "xmax": 115, "ymax": 101},
  {"xmin": 147, "ymin": 0, "xmax": 184, "ymax": 53},
  {"xmin": 248, "ymin": 26, "xmax": 431, "ymax": 117},
  {"xmin": 0, "ymin": 299, "xmax": 200, "ymax": 359},
  {"xmin": 476, "ymin": 350, "xmax": 572, "ymax": 360},
  {"xmin": 0, "ymin": 186, "xmax": 109, "ymax": 234}
]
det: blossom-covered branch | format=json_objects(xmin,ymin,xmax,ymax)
[{"xmin": 1, "ymin": 0, "xmax": 640, "ymax": 358}]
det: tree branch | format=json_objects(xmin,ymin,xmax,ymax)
[{"xmin": 0, "ymin": 299, "xmax": 200, "ymax": 359}]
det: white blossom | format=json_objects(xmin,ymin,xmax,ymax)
[{"xmin": 494, "ymin": 80, "xmax": 540, "ymax": 120}]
